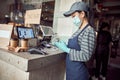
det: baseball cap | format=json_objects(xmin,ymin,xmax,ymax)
[{"xmin": 63, "ymin": 1, "xmax": 89, "ymax": 17}]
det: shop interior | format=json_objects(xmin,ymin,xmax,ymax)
[{"xmin": 0, "ymin": 0, "xmax": 120, "ymax": 80}]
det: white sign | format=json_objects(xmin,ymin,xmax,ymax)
[
  {"xmin": 0, "ymin": 30, "xmax": 10, "ymax": 38},
  {"xmin": 25, "ymin": 9, "xmax": 41, "ymax": 24},
  {"xmin": 0, "ymin": 24, "xmax": 13, "ymax": 49}
]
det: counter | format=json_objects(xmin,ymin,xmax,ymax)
[{"xmin": 0, "ymin": 47, "xmax": 66, "ymax": 80}]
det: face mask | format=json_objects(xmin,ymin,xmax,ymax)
[{"xmin": 73, "ymin": 16, "xmax": 82, "ymax": 27}]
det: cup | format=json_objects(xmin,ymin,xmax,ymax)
[
  {"xmin": 10, "ymin": 38, "xmax": 18, "ymax": 47},
  {"xmin": 20, "ymin": 39, "xmax": 28, "ymax": 48}
]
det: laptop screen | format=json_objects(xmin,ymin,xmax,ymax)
[{"xmin": 16, "ymin": 26, "xmax": 35, "ymax": 39}]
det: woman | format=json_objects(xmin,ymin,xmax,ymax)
[{"xmin": 54, "ymin": 1, "xmax": 96, "ymax": 80}]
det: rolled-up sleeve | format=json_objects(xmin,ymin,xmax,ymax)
[{"xmin": 69, "ymin": 27, "xmax": 96, "ymax": 62}]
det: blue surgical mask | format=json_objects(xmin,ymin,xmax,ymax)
[{"xmin": 73, "ymin": 16, "xmax": 82, "ymax": 27}]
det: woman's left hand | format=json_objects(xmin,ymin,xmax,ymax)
[{"xmin": 54, "ymin": 40, "xmax": 70, "ymax": 53}]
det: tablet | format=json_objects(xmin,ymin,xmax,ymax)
[{"xmin": 16, "ymin": 26, "xmax": 35, "ymax": 39}]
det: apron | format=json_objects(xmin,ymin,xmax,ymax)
[{"xmin": 66, "ymin": 24, "xmax": 89, "ymax": 80}]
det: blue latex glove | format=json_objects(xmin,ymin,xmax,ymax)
[{"xmin": 54, "ymin": 40, "xmax": 70, "ymax": 53}]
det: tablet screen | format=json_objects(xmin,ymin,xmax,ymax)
[{"xmin": 16, "ymin": 26, "xmax": 35, "ymax": 39}]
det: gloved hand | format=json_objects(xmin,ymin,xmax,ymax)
[{"xmin": 54, "ymin": 40, "xmax": 70, "ymax": 53}]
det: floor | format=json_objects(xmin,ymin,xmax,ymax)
[
  {"xmin": 107, "ymin": 45, "xmax": 120, "ymax": 80},
  {"xmin": 89, "ymin": 42, "xmax": 120, "ymax": 80}
]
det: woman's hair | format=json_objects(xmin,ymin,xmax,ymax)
[
  {"xmin": 84, "ymin": 11, "xmax": 88, "ymax": 17},
  {"xmin": 76, "ymin": 11, "xmax": 88, "ymax": 18}
]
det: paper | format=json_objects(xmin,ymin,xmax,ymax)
[
  {"xmin": 25, "ymin": 9, "xmax": 41, "ymax": 24},
  {"xmin": 0, "ymin": 30, "xmax": 10, "ymax": 38},
  {"xmin": 0, "ymin": 24, "xmax": 13, "ymax": 49}
]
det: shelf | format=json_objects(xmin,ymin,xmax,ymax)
[{"xmin": 40, "ymin": 1, "xmax": 55, "ymax": 27}]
